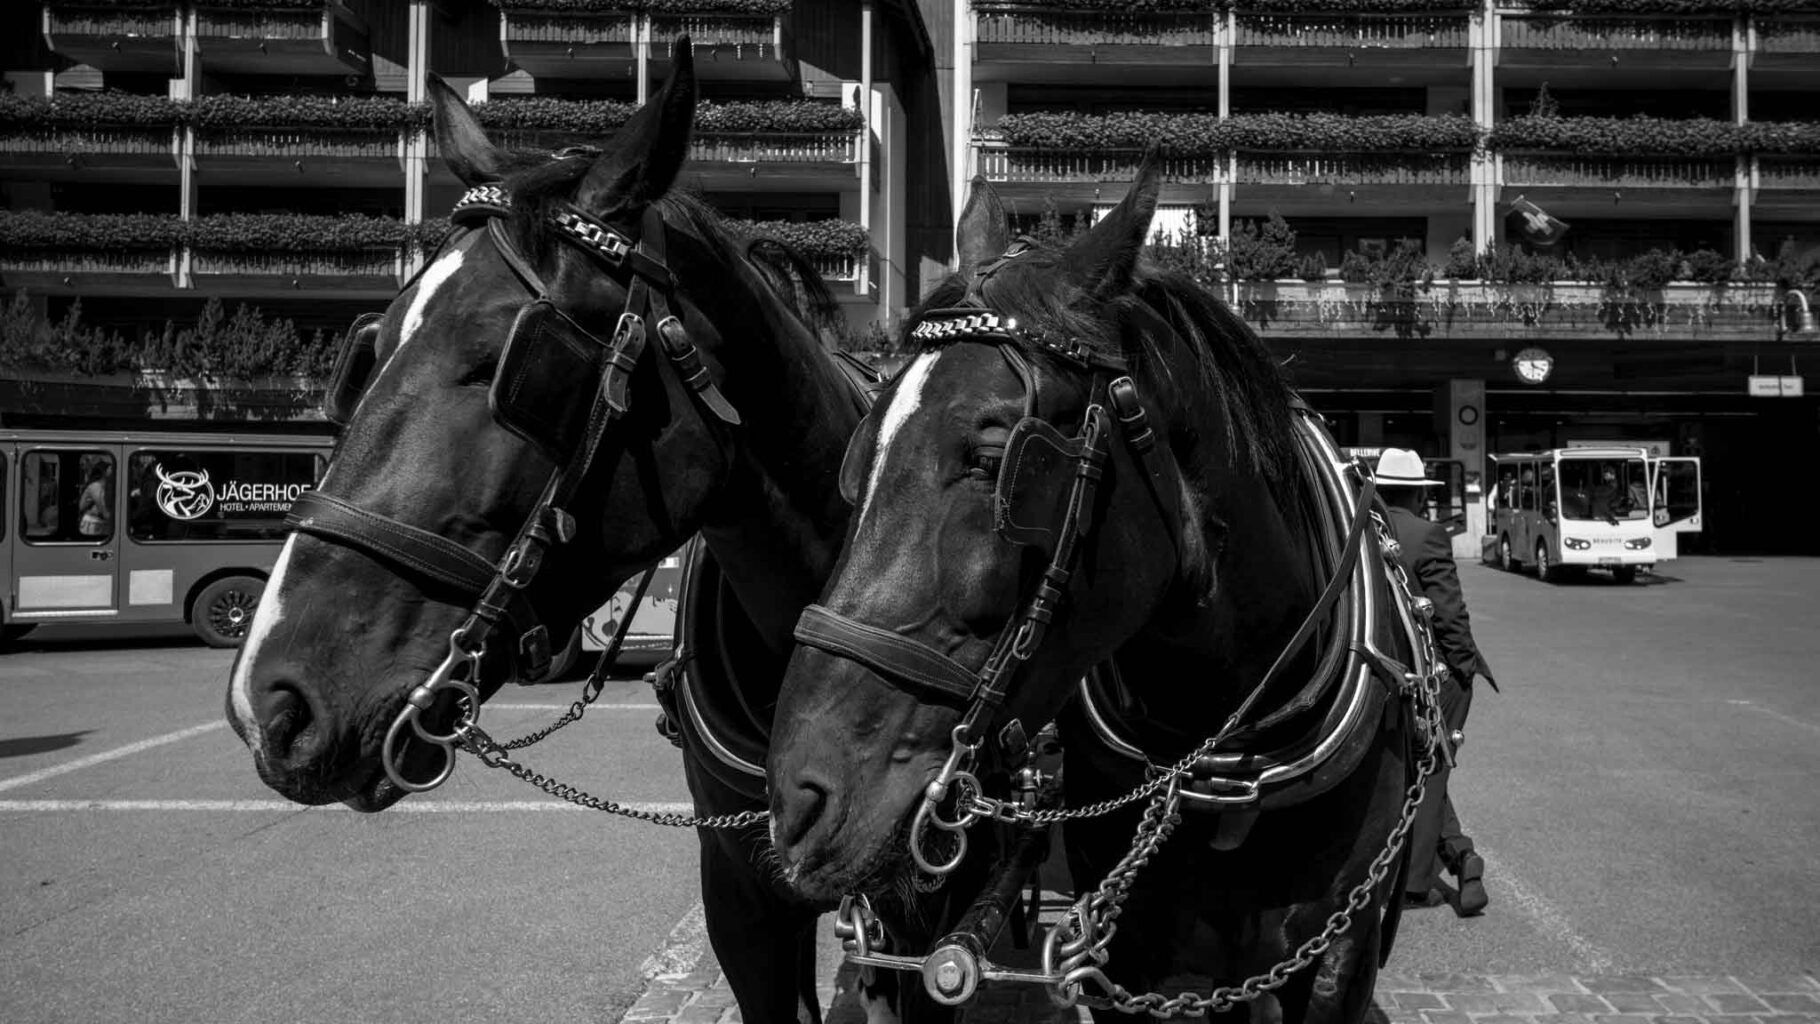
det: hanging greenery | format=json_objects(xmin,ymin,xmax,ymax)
[
  {"xmin": 0, "ymin": 93, "xmax": 183, "ymax": 131},
  {"xmin": 973, "ymin": 0, "xmax": 1477, "ymax": 12},
  {"xmin": 1487, "ymin": 114, "xmax": 1746, "ymax": 156},
  {"xmin": 1512, "ymin": 0, "xmax": 1820, "ymax": 15},
  {"xmin": 991, "ymin": 111, "xmax": 1478, "ymax": 155},
  {"xmin": 470, "ymin": 97, "xmax": 860, "ymax": 136},
  {"xmin": 191, "ymin": 95, "xmax": 429, "ymax": 131},
  {"xmin": 730, "ymin": 219, "xmax": 870, "ymax": 258},
  {"xmin": 186, "ymin": 213, "xmax": 413, "ymax": 253},
  {"xmin": 0, "ymin": 211, "xmax": 186, "ymax": 250}
]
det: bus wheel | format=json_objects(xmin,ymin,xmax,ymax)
[
  {"xmin": 1498, "ymin": 535, "xmax": 1516, "ymax": 572},
  {"xmin": 192, "ymin": 575, "xmax": 265, "ymax": 649},
  {"xmin": 1611, "ymin": 566, "xmax": 1639, "ymax": 585},
  {"xmin": 1535, "ymin": 541, "xmax": 1556, "ymax": 582}
]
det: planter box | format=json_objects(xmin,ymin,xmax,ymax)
[
  {"xmin": 0, "ymin": 368, "xmax": 325, "ymax": 422},
  {"xmin": 1237, "ymin": 12, "xmax": 1471, "ymax": 67},
  {"xmin": 650, "ymin": 14, "xmax": 790, "ymax": 81},
  {"xmin": 1497, "ymin": 13, "xmax": 1733, "ymax": 70},
  {"xmin": 192, "ymin": 128, "xmax": 404, "ymax": 187},
  {"xmin": 0, "ymin": 127, "xmax": 181, "ymax": 180},
  {"xmin": 973, "ymin": 141, "xmax": 1224, "ymax": 202},
  {"xmin": 0, "ymin": 248, "xmax": 177, "ymax": 294},
  {"xmin": 499, "ymin": 8, "xmax": 638, "ymax": 77},
  {"xmin": 974, "ymin": 7, "xmax": 1217, "ymax": 67},
  {"xmin": 189, "ymin": 248, "xmax": 400, "ymax": 296},
  {"xmin": 41, "ymin": 3, "xmax": 181, "ymax": 73},
  {"xmin": 194, "ymin": 1, "xmax": 372, "ymax": 77}
]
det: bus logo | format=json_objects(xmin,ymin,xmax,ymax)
[{"xmin": 155, "ymin": 466, "xmax": 215, "ymax": 520}]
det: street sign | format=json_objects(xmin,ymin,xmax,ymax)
[{"xmin": 1748, "ymin": 375, "xmax": 1804, "ymax": 397}]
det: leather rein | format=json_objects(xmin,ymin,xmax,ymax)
[{"xmin": 284, "ymin": 179, "xmax": 740, "ymax": 794}]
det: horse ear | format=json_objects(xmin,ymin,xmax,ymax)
[
  {"xmin": 1063, "ymin": 150, "xmax": 1162, "ymax": 298},
  {"xmin": 955, "ymin": 175, "xmax": 1010, "ymax": 276},
  {"xmin": 429, "ymin": 74, "xmax": 504, "ymax": 186},
  {"xmin": 576, "ymin": 37, "xmax": 698, "ymax": 214}
]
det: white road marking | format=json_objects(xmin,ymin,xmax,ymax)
[
  {"xmin": 1727, "ymin": 698, "xmax": 1820, "ymax": 735},
  {"xmin": 856, "ymin": 352, "xmax": 937, "ymax": 527},
  {"xmin": 0, "ymin": 722, "xmax": 224, "ymax": 794},
  {"xmin": 228, "ymin": 535, "xmax": 297, "ymax": 739},
  {"xmin": 1474, "ymin": 840, "xmax": 1615, "ymax": 972},
  {"xmin": 0, "ymin": 799, "xmax": 696, "ymax": 814}
]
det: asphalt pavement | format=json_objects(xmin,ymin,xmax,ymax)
[{"xmin": 2, "ymin": 555, "xmax": 1818, "ymax": 1024}]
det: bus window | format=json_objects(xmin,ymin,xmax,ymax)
[
  {"xmin": 1518, "ymin": 466, "xmax": 1538, "ymax": 512},
  {"xmin": 127, "ymin": 449, "xmax": 318, "ymax": 543},
  {"xmin": 0, "ymin": 453, "xmax": 6, "ymax": 542},
  {"xmin": 1557, "ymin": 458, "xmax": 1649, "ymax": 523},
  {"xmin": 20, "ymin": 450, "xmax": 115, "ymax": 544}
]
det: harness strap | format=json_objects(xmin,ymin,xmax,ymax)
[
  {"xmin": 287, "ymin": 491, "xmax": 499, "ymax": 596},
  {"xmin": 794, "ymin": 605, "xmax": 979, "ymax": 705}
]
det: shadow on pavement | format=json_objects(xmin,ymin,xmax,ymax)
[{"xmin": 0, "ymin": 730, "xmax": 92, "ymax": 759}]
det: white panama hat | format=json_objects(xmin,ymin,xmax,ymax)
[{"xmin": 1373, "ymin": 448, "xmax": 1444, "ymax": 488}]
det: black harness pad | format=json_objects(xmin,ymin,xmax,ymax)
[
  {"xmin": 489, "ymin": 299, "xmax": 613, "ymax": 463},
  {"xmin": 995, "ymin": 416, "xmax": 1088, "ymax": 553},
  {"xmin": 324, "ymin": 312, "xmax": 384, "ymax": 426}
]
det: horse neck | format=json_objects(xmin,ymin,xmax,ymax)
[
  {"xmin": 1130, "ymin": 446, "xmax": 1321, "ymax": 721},
  {"xmin": 686, "ymin": 251, "xmax": 861, "ymax": 650}
]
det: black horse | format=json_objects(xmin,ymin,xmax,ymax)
[
  {"xmin": 766, "ymin": 160, "xmax": 1441, "ymax": 1023},
  {"xmin": 226, "ymin": 42, "xmax": 974, "ymax": 1024}
]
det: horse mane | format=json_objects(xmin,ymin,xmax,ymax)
[
  {"xmin": 491, "ymin": 150, "xmax": 837, "ymax": 337},
  {"xmin": 905, "ymin": 249, "xmax": 1302, "ymax": 490}
]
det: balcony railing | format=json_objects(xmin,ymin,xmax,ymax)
[
  {"xmin": 975, "ymin": 8, "xmax": 1217, "ymax": 49},
  {"xmin": 42, "ymin": 3, "xmax": 181, "ymax": 73},
  {"xmin": 193, "ymin": 1, "xmax": 371, "ymax": 75},
  {"xmin": 1238, "ymin": 152, "xmax": 1472, "ymax": 187},
  {"xmin": 193, "ymin": 128, "xmax": 399, "ymax": 161},
  {"xmin": 651, "ymin": 14, "xmax": 788, "ymax": 78},
  {"xmin": 1754, "ymin": 16, "xmax": 1820, "ymax": 63},
  {"xmin": 1501, "ymin": 154, "xmax": 1734, "ymax": 190},
  {"xmin": 1236, "ymin": 12, "xmax": 1470, "ymax": 51},
  {"xmin": 1754, "ymin": 155, "xmax": 1820, "ymax": 195},
  {"xmin": 0, "ymin": 126, "xmax": 181, "ymax": 173},
  {"xmin": 1498, "ymin": 14, "xmax": 1733, "ymax": 57},
  {"xmin": 190, "ymin": 248, "xmax": 402, "ymax": 290},
  {"xmin": 810, "ymin": 252, "xmax": 869, "ymax": 285},
  {"xmin": 692, "ymin": 130, "xmax": 859, "ymax": 166},
  {"xmin": 975, "ymin": 143, "xmax": 1224, "ymax": 186},
  {"xmin": 0, "ymin": 248, "xmax": 177, "ymax": 291}
]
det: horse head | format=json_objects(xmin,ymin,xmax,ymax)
[
  {"xmin": 228, "ymin": 40, "xmax": 798, "ymax": 810},
  {"xmin": 764, "ymin": 159, "xmax": 1321, "ymax": 900}
]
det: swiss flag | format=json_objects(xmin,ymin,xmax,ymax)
[{"xmin": 1508, "ymin": 195, "xmax": 1570, "ymax": 248}]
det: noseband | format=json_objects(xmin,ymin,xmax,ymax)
[{"xmin": 285, "ymin": 176, "xmax": 740, "ymax": 793}]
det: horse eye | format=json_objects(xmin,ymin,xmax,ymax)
[
  {"xmin": 459, "ymin": 359, "xmax": 498, "ymax": 387},
  {"xmin": 969, "ymin": 444, "xmax": 1004, "ymax": 481}
]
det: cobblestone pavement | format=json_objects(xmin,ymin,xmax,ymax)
[{"xmin": 623, "ymin": 966, "xmax": 1820, "ymax": 1024}]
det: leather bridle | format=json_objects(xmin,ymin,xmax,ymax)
[{"xmin": 284, "ymin": 178, "xmax": 740, "ymax": 793}]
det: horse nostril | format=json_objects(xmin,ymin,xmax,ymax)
[
  {"xmin": 772, "ymin": 775, "xmax": 832, "ymax": 856},
  {"xmin": 258, "ymin": 682, "xmax": 318, "ymax": 762}
]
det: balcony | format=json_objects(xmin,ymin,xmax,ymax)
[
  {"xmin": 974, "ymin": 139, "xmax": 1224, "ymax": 204},
  {"xmin": 1236, "ymin": 151, "xmax": 1472, "ymax": 209},
  {"xmin": 650, "ymin": 13, "xmax": 792, "ymax": 81},
  {"xmin": 974, "ymin": 6, "xmax": 1218, "ymax": 73},
  {"xmin": 41, "ymin": 3, "xmax": 181, "ymax": 74},
  {"xmin": 498, "ymin": 7, "xmax": 637, "ymax": 78},
  {"xmin": 188, "ymin": 247, "xmax": 401, "ymax": 298},
  {"xmin": 193, "ymin": 2, "xmax": 371, "ymax": 77},
  {"xmin": 0, "ymin": 125, "xmax": 181, "ymax": 183},
  {"xmin": 1752, "ymin": 16, "xmax": 1820, "ymax": 79},
  {"xmin": 1751, "ymin": 155, "xmax": 1820, "ymax": 214},
  {"xmin": 1235, "ymin": 12, "xmax": 1471, "ymax": 69},
  {"xmin": 1496, "ymin": 13, "xmax": 1734, "ymax": 72},
  {"xmin": 0, "ymin": 248, "xmax": 178, "ymax": 296},
  {"xmin": 1499, "ymin": 153, "xmax": 1736, "ymax": 212},
  {"xmin": 192, "ymin": 128, "xmax": 405, "ymax": 187}
]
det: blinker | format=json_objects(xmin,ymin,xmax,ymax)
[{"xmin": 325, "ymin": 311, "xmax": 385, "ymax": 426}]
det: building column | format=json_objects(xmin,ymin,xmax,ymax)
[
  {"xmin": 403, "ymin": 1, "xmax": 433, "ymax": 278},
  {"xmin": 1444, "ymin": 379, "xmax": 1488, "ymax": 558},
  {"xmin": 857, "ymin": 1, "xmax": 874, "ymax": 302},
  {"xmin": 1470, "ymin": 0, "xmax": 1497, "ymax": 256},
  {"xmin": 1734, "ymin": 15, "xmax": 1752, "ymax": 260},
  {"xmin": 949, "ymin": 0, "xmax": 972, "ymax": 250}
]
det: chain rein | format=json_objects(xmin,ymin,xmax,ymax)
[{"xmin": 1036, "ymin": 504, "xmax": 1450, "ymax": 1016}]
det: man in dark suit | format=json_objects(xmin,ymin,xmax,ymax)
[{"xmin": 1375, "ymin": 448, "xmax": 1498, "ymax": 918}]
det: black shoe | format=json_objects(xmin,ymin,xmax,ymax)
[
  {"xmin": 1403, "ymin": 888, "xmax": 1445, "ymax": 909},
  {"xmin": 1454, "ymin": 852, "xmax": 1488, "ymax": 917}
]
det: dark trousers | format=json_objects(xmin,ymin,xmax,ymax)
[{"xmin": 1407, "ymin": 670, "xmax": 1476, "ymax": 893}]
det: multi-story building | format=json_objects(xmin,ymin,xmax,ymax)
[
  {"xmin": 944, "ymin": 0, "xmax": 1820, "ymax": 553},
  {"xmin": 4, "ymin": 0, "xmax": 1816, "ymax": 553}
]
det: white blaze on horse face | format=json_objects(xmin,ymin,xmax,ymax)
[
  {"xmin": 400, "ymin": 248, "xmax": 465, "ymax": 351},
  {"xmin": 856, "ymin": 352, "xmax": 938, "ymax": 529},
  {"xmin": 228, "ymin": 535, "xmax": 298, "ymax": 742}
]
